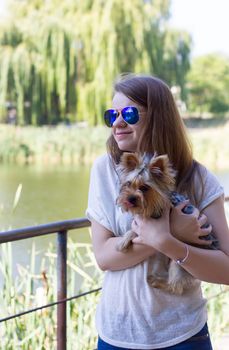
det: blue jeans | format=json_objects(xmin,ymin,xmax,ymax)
[{"xmin": 97, "ymin": 323, "xmax": 213, "ymax": 350}]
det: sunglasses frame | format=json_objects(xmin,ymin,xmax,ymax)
[{"xmin": 104, "ymin": 106, "xmax": 140, "ymax": 127}]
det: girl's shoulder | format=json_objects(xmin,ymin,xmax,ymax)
[
  {"xmin": 195, "ymin": 163, "xmax": 224, "ymax": 210},
  {"xmin": 93, "ymin": 153, "xmax": 110, "ymax": 167},
  {"xmin": 91, "ymin": 153, "xmax": 119, "ymax": 186}
]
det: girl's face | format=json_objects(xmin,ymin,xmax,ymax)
[{"xmin": 112, "ymin": 92, "xmax": 146, "ymax": 152}]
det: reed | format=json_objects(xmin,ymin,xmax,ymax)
[{"xmin": 0, "ymin": 239, "xmax": 103, "ymax": 350}]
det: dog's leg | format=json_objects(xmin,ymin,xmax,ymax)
[
  {"xmin": 167, "ymin": 261, "xmax": 198, "ymax": 295},
  {"xmin": 116, "ymin": 230, "xmax": 137, "ymax": 252},
  {"xmin": 147, "ymin": 253, "xmax": 170, "ymax": 290}
]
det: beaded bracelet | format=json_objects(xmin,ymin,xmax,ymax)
[{"xmin": 176, "ymin": 244, "xmax": 189, "ymax": 265}]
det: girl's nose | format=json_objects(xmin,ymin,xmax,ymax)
[{"xmin": 112, "ymin": 112, "xmax": 127, "ymax": 128}]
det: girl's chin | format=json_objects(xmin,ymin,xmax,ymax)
[{"xmin": 116, "ymin": 141, "xmax": 137, "ymax": 152}]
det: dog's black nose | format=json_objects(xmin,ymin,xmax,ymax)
[{"xmin": 128, "ymin": 195, "xmax": 137, "ymax": 205}]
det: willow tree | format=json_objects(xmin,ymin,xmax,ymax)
[
  {"xmin": 0, "ymin": 0, "xmax": 191, "ymax": 125},
  {"xmin": 0, "ymin": 1, "xmax": 78, "ymax": 124}
]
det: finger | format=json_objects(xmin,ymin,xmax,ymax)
[
  {"xmin": 199, "ymin": 225, "xmax": 212, "ymax": 236},
  {"xmin": 174, "ymin": 202, "xmax": 199, "ymax": 217},
  {"xmin": 186, "ymin": 206, "xmax": 199, "ymax": 217},
  {"xmin": 197, "ymin": 238, "xmax": 213, "ymax": 246},
  {"xmin": 174, "ymin": 200, "xmax": 189, "ymax": 210},
  {"xmin": 132, "ymin": 236, "xmax": 143, "ymax": 244},
  {"xmin": 198, "ymin": 214, "xmax": 208, "ymax": 226}
]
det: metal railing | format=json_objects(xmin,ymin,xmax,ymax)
[
  {"xmin": 0, "ymin": 218, "xmax": 92, "ymax": 350},
  {"xmin": 0, "ymin": 196, "xmax": 228, "ymax": 349}
]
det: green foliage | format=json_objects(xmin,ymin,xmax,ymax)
[
  {"xmin": 187, "ymin": 54, "xmax": 229, "ymax": 113},
  {"xmin": 0, "ymin": 0, "xmax": 191, "ymax": 125}
]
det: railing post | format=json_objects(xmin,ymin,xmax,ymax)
[{"xmin": 57, "ymin": 230, "xmax": 67, "ymax": 350}]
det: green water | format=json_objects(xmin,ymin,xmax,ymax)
[
  {"xmin": 0, "ymin": 163, "xmax": 92, "ymax": 280},
  {"xmin": 0, "ymin": 163, "xmax": 91, "ymax": 228}
]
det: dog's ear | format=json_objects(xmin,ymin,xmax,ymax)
[
  {"xmin": 149, "ymin": 155, "xmax": 168, "ymax": 175},
  {"xmin": 120, "ymin": 152, "xmax": 140, "ymax": 171},
  {"xmin": 149, "ymin": 155, "xmax": 176, "ymax": 180}
]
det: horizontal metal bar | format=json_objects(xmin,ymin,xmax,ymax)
[
  {"xmin": 0, "ymin": 287, "xmax": 102, "ymax": 323},
  {"xmin": 0, "ymin": 218, "xmax": 90, "ymax": 243}
]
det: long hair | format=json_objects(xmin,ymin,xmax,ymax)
[{"xmin": 107, "ymin": 74, "xmax": 203, "ymax": 205}]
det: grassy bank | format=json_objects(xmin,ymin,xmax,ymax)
[
  {"xmin": 0, "ymin": 124, "xmax": 109, "ymax": 166},
  {"xmin": 0, "ymin": 122, "xmax": 229, "ymax": 170},
  {"xmin": 189, "ymin": 120, "xmax": 229, "ymax": 171}
]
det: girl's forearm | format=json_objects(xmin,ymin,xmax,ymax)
[
  {"xmin": 159, "ymin": 236, "xmax": 229, "ymax": 284},
  {"xmin": 96, "ymin": 237, "xmax": 156, "ymax": 271}
]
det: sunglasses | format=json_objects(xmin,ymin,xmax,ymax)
[{"xmin": 104, "ymin": 106, "xmax": 139, "ymax": 127}]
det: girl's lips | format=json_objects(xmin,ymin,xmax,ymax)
[
  {"xmin": 115, "ymin": 131, "xmax": 132, "ymax": 137},
  {"xmin": 116, "ymin": 131, "xmax": 131, "ymax": 134}
]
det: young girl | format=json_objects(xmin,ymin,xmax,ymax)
[{"xmin": 86, "ymin": 74, "xmax": 229, "ymax": 350}]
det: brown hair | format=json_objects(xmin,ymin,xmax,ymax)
[{"xmin": 107, "ymin": 73, "xmax": 203, "ymax": 205}]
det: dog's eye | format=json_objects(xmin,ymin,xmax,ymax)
[
  {"xmin": 125, "ymin": 181, "xmax": 131, "ymax": 187},
  {"xmin": 139, "ymin": 185, "xmax": 149, "ymax": 193}
]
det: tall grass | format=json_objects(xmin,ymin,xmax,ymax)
[
  {"xmin": 0, "ymin": 239, "xmax": 103, "ymax": 350},
  {"xmin": 0, "ymin": 121, "xmax": 229, "ymax": 170}
]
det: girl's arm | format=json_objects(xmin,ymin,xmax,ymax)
[
  {"xmin": 91, "ymin": 218, "xmax": 156, "ymax": 271},
  {"xmin": 91, "ymin": 200, "xmax": 217, "ymax": 272},
  {"xmin": 132, "ymin": 196, "xmax": 229, "ymax": 284}
]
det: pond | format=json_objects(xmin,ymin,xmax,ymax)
[{"xmin": 0, "ymin": 163, "xmax": 92, "ymax": 284}]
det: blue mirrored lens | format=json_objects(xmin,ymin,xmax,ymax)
[
  {"xmin": 104, "ymin": 106, "xmax": 140, "ymax": 127},
  {"xmin": 122, "ymin": 106, "xmax": 139, "ymax": 124},
  {"xmin": 104, "ymin": 109, "xmax": 118, "ymax": 127}
]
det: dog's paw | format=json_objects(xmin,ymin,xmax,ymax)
[
  {"xmin": 116, "ymin": 239, "xmax": 132, "ymax": 252},
  {"xmin": 147, "ymin": 275, "xmax": 168, "ymax": 290},
  {"xmin": 167, "ymin": 283, "xmax": 185, "ymax": 295}
]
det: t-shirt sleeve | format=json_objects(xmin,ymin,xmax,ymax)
[
  {"xmin": 86, "ymin": 156, "xmax": 113, "ymax": 232},
  {"xmin": 198, "ymin": 166, "xmax": 224, "ymax": 211}
]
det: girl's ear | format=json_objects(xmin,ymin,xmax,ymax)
[{"xmin": 120, "ymin": 152, "xmax": 140, "ymax": 171}]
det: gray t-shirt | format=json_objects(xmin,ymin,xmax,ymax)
[{"xmin": 86, "ymin": 154, "xmax": 224, "ymax": 349}]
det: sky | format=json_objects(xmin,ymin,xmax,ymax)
[
  {"xmin": 0, "ymin": 0, "xmax": 229, "ymax": 58},
  {"xmin": 169, "ymin": 0, "xmax": 229, "ymax": 57}
]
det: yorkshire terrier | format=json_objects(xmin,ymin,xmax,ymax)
[{"xmin": 116, "ymin": 152, "xmax": 219, "ymax": 295}]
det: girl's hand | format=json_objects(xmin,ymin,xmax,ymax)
[
  {"xmin": 132, "ymin": 207, "xmax": 172, "ymax": 249},
  {"xmin": 170, "ymin": 201, "xmax": 212, "ymax": 246}
]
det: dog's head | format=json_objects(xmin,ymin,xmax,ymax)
[{"xmin": 117, "ymin": 152, "xmax": 176, "ymax": 218}]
